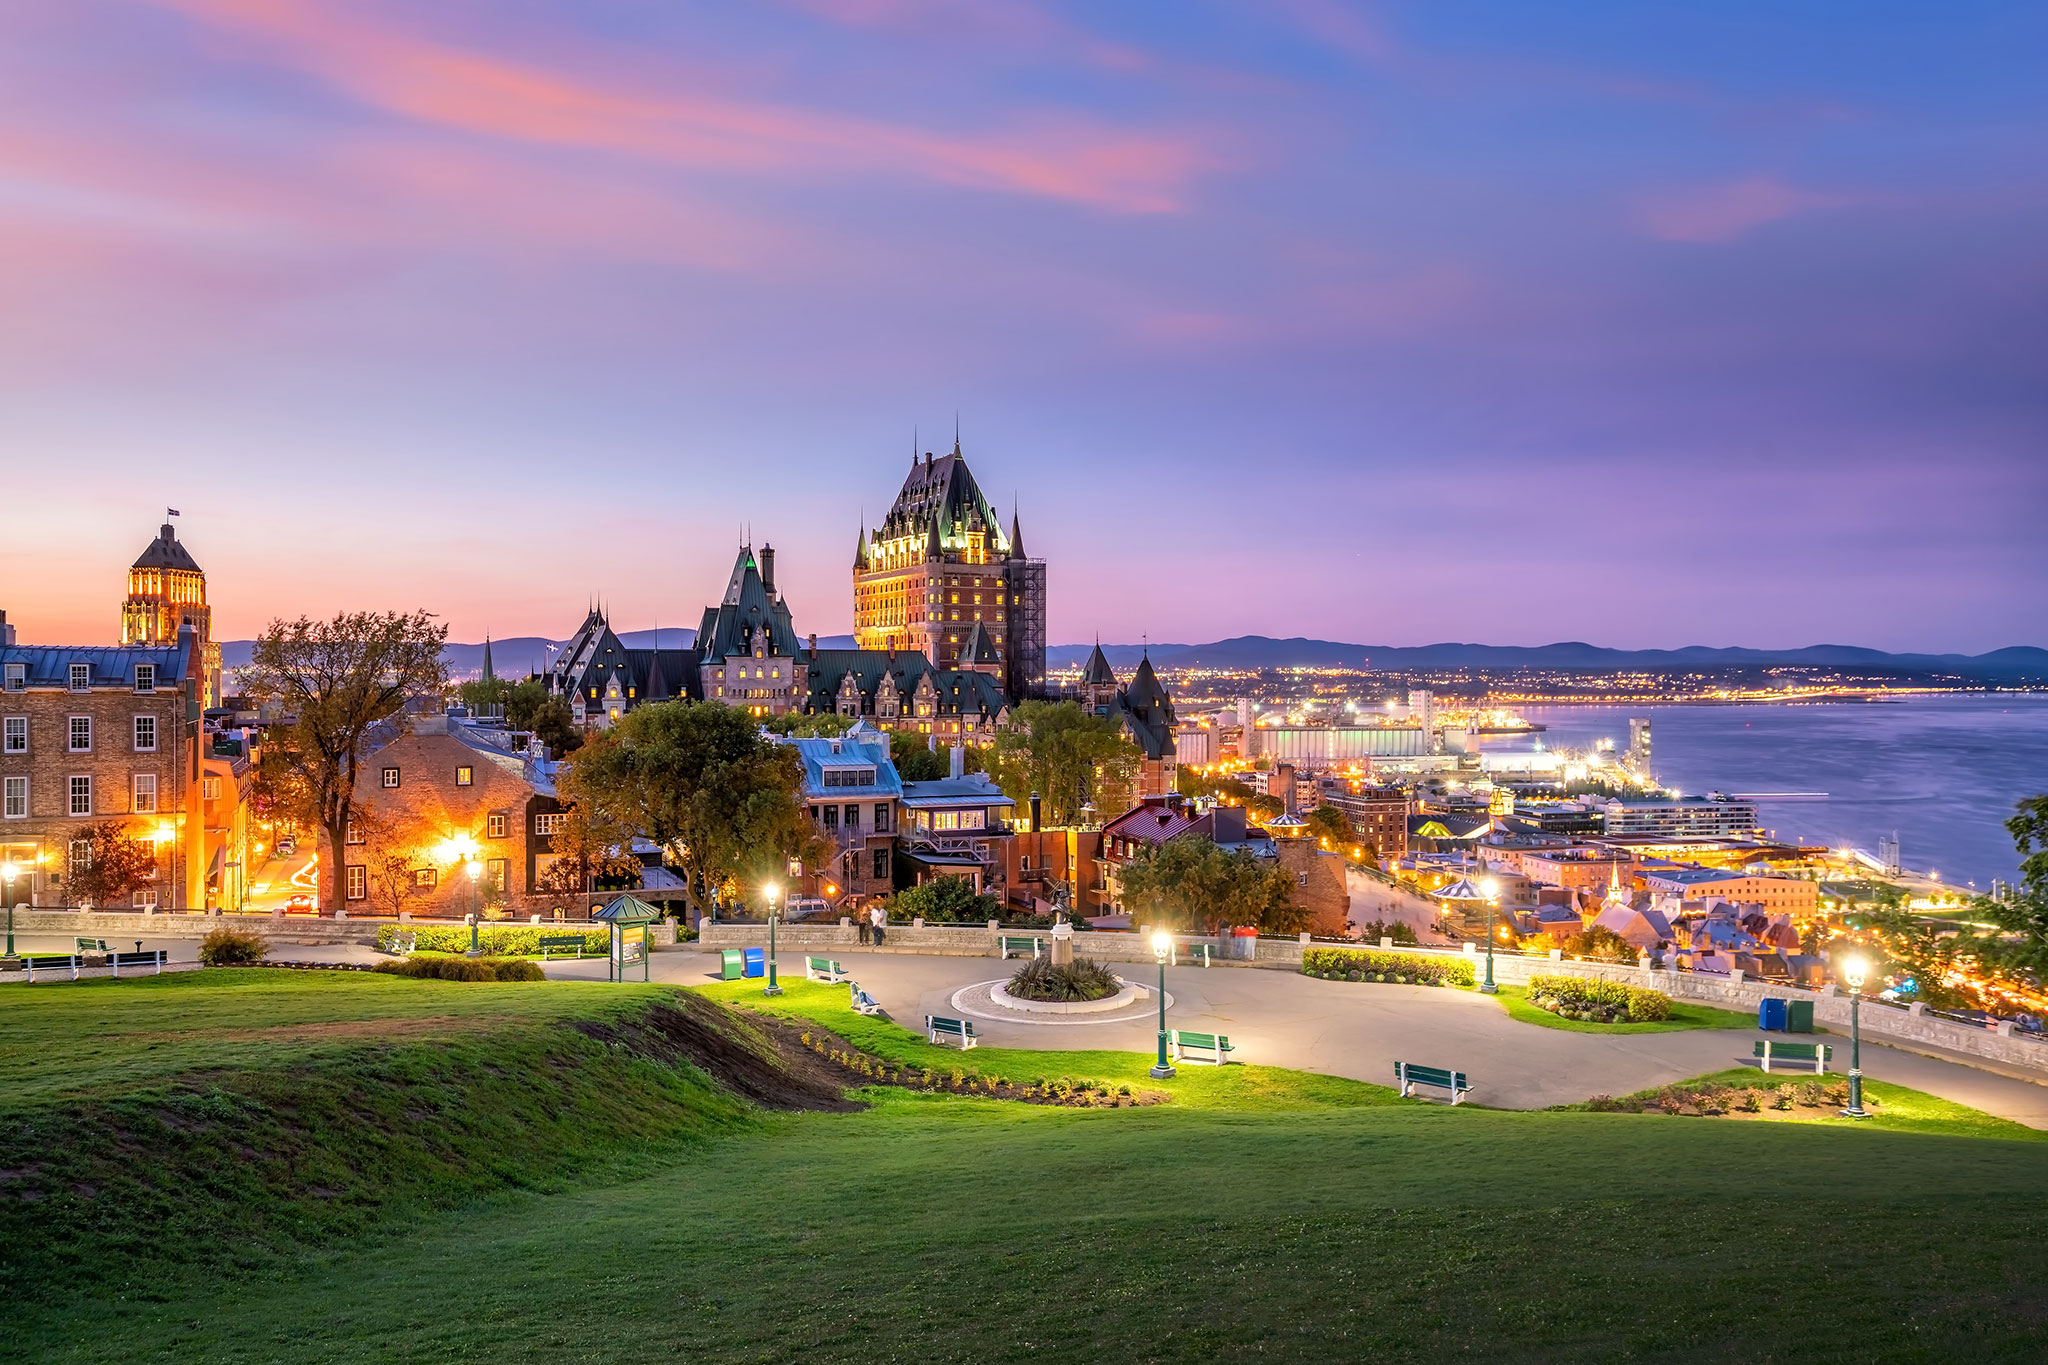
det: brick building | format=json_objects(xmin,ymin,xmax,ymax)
[
  {"xmin": 853, "ymin": 440, "xmax": 1046, "ymax": 700},
  {"xmin": 341, "ymin": 718, "xmax": 564, "ymax": 918},
  {"xmin": 1317, "ymin": 782, "xmax": 1411, "ymax": 859},
  {"xmin": 784, "ymin": 728, "xmax": 900, "ymax": 910},
  {"xmin": 0, "ymin": 629, "xmax": 205, "ymax": 908}
]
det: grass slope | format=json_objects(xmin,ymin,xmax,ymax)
[{"xmin": 9, "ymin": 973, "xmax": 2048, "ymax": 1362}]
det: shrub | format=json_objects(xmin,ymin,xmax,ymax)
[
  {"xmin": 889, "ymin": 878, "xmax": 1001, "ymax": 924},
  {"xmin": 1527, "ymin": 974, "xmax": 1672, "ymax": 1022},
  {"xmin": 197, "ymin": 928, "xmax": 268, "ymax": 967},
  {"xmin": 1300, "ymin": 947, "xmax": 1475, "ymax": 989},
  {"xmin": 375, "ymin": 924, "xmax": 609, "ymax": 957},
  {"xmin": 1354, "ymin": 918, "xmax": 1419, "ymax": 945},
  {"xmin": 373, "ymin": 956, "xmax": 546, "ymax": 982},
  {"xmin": 1008, "ymin": 956, "xmax": 1122, "ymax": 1002}
]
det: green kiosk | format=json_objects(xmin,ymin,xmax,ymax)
[{"xmin": 592, "ymin": 894, "xmax": 660, "ymax": 983}]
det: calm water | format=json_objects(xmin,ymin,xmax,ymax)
[{"xmin": 1481, "ymin": 696, "xmax": 2048, "ymax": 890}]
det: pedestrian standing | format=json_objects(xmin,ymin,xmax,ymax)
[
  {"xmin": 857, "ymin": 908, "xmax": 872, "ymax": 946},
  {"xmin": 870, "ymin": 903, "xmax": 887, "ymax": 947}
]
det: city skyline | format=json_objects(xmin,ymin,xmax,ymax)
[{"xmin": 4, "ymin": 2, "xmax": 2045, "ymax": 651}]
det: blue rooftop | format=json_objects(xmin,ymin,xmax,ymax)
[{"xmin": 787, "ymin": 734, "xmax": 902, "ymax": 799}]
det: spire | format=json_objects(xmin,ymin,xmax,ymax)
[
  {"xmin": 854, "ymin": 519, "xmax": 870, "ymax": 570},
  {"xmin": 1081, "ymin": 638, "xmax": 1116, "ymax": 687},
  {"xmin": 1009, "ymin": 503, "xmax": 1025, "ymax": 559},
  {"xmin": 482, "ymin": 635, "xmax": 496, "ymax": 683},
  {"xmin": 926, "ymin": 513, "xmax": 943, "ymax": 560},
  {"xmin": 953, "ymin": 412, "xmax": 961, "ymax": 456}
]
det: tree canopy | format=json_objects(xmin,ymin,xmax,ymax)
[
  {"xmin": 243, "ymin": 610, "xmax": 449, "ymax": 912},
  {"xmin": 763, "ymin": 711, "xmax": 856, "ymax": 738},
  {"xmin": 982, "ymin": 700, "xmax": 1139, "ymax": 826},
  {"xmin": 1114, "ymin": 834, "xmax": 1298, "ymax": 934},
  {"xmin": 62, "ymin": 821, "xmax": 160, "ymax": 910},
  {"xmin": 890, "ymin": 731, "xmax": 948, "ymax": 782},
  {"xmin": 454, "ymin": 676, "xmax": 582, "ymax": 755},
  {"xmin": 556, "ymin": 700, "xmax": 822, "ymax": 917},
  {"xmin": 889, "ymin": 877, "xmax": 1000, "ymax": 924}
]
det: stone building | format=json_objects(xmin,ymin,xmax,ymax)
[
  {"xmin": 853, "ymin": 440, "xmax": 1046, "ymax": 700},
  {"xmin": 1075, "ymin": 643, "xmax": 1179, "ymax": 797},
  {"xmin": 0, "ymin": 628, "xmax": 205, "ymax": 908},
  {"xmin": 120, "ymin": 515, "xmax": 222, "ymax": 707}
]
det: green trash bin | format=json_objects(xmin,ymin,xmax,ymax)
[
  {"xmin": 720, "ymin": 948, "xmax": 744, "ymax": 981},
  {"xmin": 1785, "ymin": 999, "xmax": 1815, "ymax": 1033}
]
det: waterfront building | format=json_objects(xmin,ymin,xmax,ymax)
[
  {"xmin": 1599, "ymin": 794, "xmax": 1761, "ymax": 840},
  {"xmin": 1640, "ymin": 864, "xmax": 1818, "ymax": 917},
  {"xmin": 1318, "ymin": 781, "xmax": 1412, "ymax": 858},
  {"xmin": 0, "ymin": 627, "xmax": 206, "ymax": 909},
  {"xmin": 853, "ymin": 441, "xmax": 1046, "ymax": 700}
]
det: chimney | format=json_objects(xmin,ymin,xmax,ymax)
[
  {"xmin": 1030, "ymin": 791, "xmax": 1042, "ymax": 833},
  {"xmin": 759, "ymin": 543, "xmax": 776, "ymax": 595},
  {"xmin": 807, "ymin": 632, "xmax": 817, "ymax": 656},
  {"xmin": 0, "ymin": 609, "xmax": 12, "ymax": 647},
  {"xmin": 949, "ymin": 744, "xmax": 965, "ymax": 779}
]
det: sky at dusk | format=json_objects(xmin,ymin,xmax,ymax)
[{"xmin": 3, "ymin": 1, "xmax": 2044, "ymax": 653}]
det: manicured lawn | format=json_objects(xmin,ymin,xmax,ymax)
[
  {"xmin": 9, "ymin": 972, "xmax": 2048, "ymax": 1361},
  {"xmin": 1564, "ymin": 1066, "xmax": 2048, "ymax": 1142},
  {"xmin": 1488, "ymin": 983, "xmax": 1760, "ymax": 1034}
]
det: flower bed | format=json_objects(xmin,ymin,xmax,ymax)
[
  {"xmin": 1527, "ymin": 974, "xmax": 1672, "ymax": 1023},
  {"xmin": 796, "ymin": 1031, "xmax": 1165, "ymax": 1107},
  {"xmin": 376, "ymin": 924, "xmax": 610, "ymax": 956},
  {"xmin": 1301, "ymin": 947, "xmax": 1474, "ymax": 988},
  {"xmin": 1007, "ymin": 956, "xmax": 1121, "ymax": 1002},
  {"xmin": 1582, "ymin": 1078, "xmax": 1867, "ymax": 1117}
]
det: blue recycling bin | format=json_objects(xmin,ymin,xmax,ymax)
[
  {"xmin": 742, "ymin": 947, "xmax": 766, "ymax": 979},
  {"xmin": 1758, "ymin": 998, "xmax": 1788, "ymax": 1032}
]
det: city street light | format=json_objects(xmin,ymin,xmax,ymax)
[
  {"xmin": 2, "ymin": 860, "xmax": 20, "ymax": 963},
  {"xmin": 1840, "ymin": 954, "xmax": 1871, "ymax": 1118},
  {"xmin": 1480, "ymin": 877, "xmax": 1501, "ymax": 995},
  {"xmin": 465, "ymin": 857, "xmax": 484, "ymax": 955},
  {"xmin": 763, "ymin": 883, "xmax": 782, "ymax": 996},
  {"xmin": 1149, "ymin": 929, "xmax": 1176, "ymax": 1079}
]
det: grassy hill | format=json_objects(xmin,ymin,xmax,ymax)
[{"xmin": 7, "ymin": 973, "xmax": 2048, "ymax": 1362}]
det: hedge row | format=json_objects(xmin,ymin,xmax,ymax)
[
  {"xmin": 373, "ymin": 956, "xmax": 547, "ymax": 982},
  {"xmin": 1301, "ymin": 947, "xmax": 1474, "ymax": 989},
  {"xmin": 1527, "ymin": 973, "xmax": 1672, "ymax": 1023},
  {"xmin": 375, "ymin": 924, "xmax": 610, "ymax": 956}
]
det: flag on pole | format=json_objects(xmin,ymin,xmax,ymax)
[{"xmin": 166, "ymin": 507, "xmax": 181, "ymax": 517}]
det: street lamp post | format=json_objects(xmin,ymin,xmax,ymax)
[
  {"xmin": 1149, "ymin": 930, "xmax": 1175, "ymax": 1078},
  {"xmin": 2, "ymin": 861, "xmax": 19, "ymax": 964},
  {"xmin": 763, "ymin": 883, "xmax": 782, "ymax": 996},
  {"xmin": 1841, "ymin": 955, "xmax": 1870, "ymax": 1118},
  {"xmin": 1480, "ymin": 877, "xmax": 1500, "ymax": 995},
  {"xmin": 465, "ymin": 857, "xmax": 484, "ymax": 955}
]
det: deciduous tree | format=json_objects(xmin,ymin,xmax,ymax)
[
  {"xmin": 983, "ymin": 701, "xmax": 1139, "ymax": 826},
  {"xmin": 61, "ymin": 821, "xmax": 161, "ymax": 909},
  {"xmin": 242, "ymin": 611, "xmax": 450, "ymax": 913}
]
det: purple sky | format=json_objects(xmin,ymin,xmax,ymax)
[{"xmin": 4, "ymin": 1, "xmax": 2044, "ymax": 651}]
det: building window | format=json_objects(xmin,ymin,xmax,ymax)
[
  {"xmin": 844, "ymin": 803, "xmax": 860, "ymax": 830},
  {"xmin": 487, "ymin": 858, "xmax": 509, "ymax": 896},
  {"xmin": 821, "ymin": 805, "xmax": 838, "ymax": 831},
  {"xmin": 345, "ymin": 864, "xmax": 366, "ymax": 900},
  {"xmin": 871, "ymin": 847, "xmax": 889, "ymax": 881},
  {"xmin": 822, "ymin": 767, "xmax": 876, "ymax": 788},
  {"xmin": 874, "ymin": 803, "xmax": 891, "ymax": 833},
  {"xmin": 3, "ymin": 716, "xmax": 23, "ymax": 753},
  {"xmin": 134, "ymin": 664, "xmax": 156, "ymax": 693},
  {"xmin": 487, "ymin": 811, "xmax": 508, "ymax": 839},
  {"xmin": 2, "ymin": 776, "xmax": 24, "ymax": 818},
  {"xmin": 69, "ymin": 775, "xmax": 93, "ymax": 816},
  {"xmin": 413, "ymin": 867, "xmax": 437, "ymax": 890},
  {"xmin": 133, "ymin": 887, "xmax": 158, "ymax": 909},
  {"xmin": 133, "ymin": 773, "xmax": 158, "ymax": 814},
  {"xmin": 202, "ymin": 776, "xmax": 222, "ymax": 801},
  {"xmin": 382, "ymin": 767, "xmax": 400, "ymax": 788},
  {"xmin": 455, "ymin": 765, "xmax": 473, "ymax": 787},
  {"xmin": 133, "ymin": 715, "xmax": 157, "ymax": 752},
  {"xmin": 533, "ymin": 812, "xmax": 567, "ymax": 836},
  {"xmin": 346, "ymin": 819, "xmax": 364, "ymax": 845},
  {"xmin": 69, "ymin": 663, "xmax": 90, "ymax": 692},
  {"xmin": 69, "ymin": 717, "xmax": 92, "ymax": 752},
  {"xmin": 69, "ymin": 838, "xmax": 91, "ymax": 877},
  {"xmin": 2, "ymin": 663, "xmax": 22, "ymax": 691}
]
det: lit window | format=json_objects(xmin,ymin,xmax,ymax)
[
  {"xmin": 133, "ymin": 773, "xmax": 158, "ymax": 814},
  {"xmin": 382, "ymin": 767, "xmax": 401, "ymax": 788},
  {"xmin": 202, "ymin": 777, "xmax": 221, "ymax": 801},
  {"xmin": 413, "ymin": 867, "xmax": 437, "ymax": 890},
  {"xmin": 487, "ymin": 811, "xmax": 508, "ymax": 839},
  {"xmin": 455, "ymin": 765, "xmax": 473, "ymax": 787},
  {"xmin": 2, "ymin": 776, "xmax": 25, "ymax": 818},
  {"xmin": 534, "ymin": 812, "xmax": 568, "ymax": 835},
  {"xmin": 345, "ymin": 865, "xmax": 366, "ymax": 900}
]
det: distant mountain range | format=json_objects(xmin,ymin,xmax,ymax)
[
  {"xmin": 217, "ymin": 632, "xmax": 2046, "ymax": 680},
  {"xmin": 1048, "ymin": 637, "xmax": 2048, "ymax": 679}
]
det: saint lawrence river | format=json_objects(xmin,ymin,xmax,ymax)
[{"xmin": 1480, "ymin": 695, "xmax": 2048, "ymax": 890}]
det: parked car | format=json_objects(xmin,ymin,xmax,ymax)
[
  {"xmin": 278, "ymin": 837, "xmax": 298, "ymax": 857},
  {"xmin": 285, "ymin": 894, "xmax": 314, "ymax": 914}
]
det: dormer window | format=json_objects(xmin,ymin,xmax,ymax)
[
  {"xmin": 3, "ymin": 663, "xmax": 22, "ymax": 691},
  {"xmin": 134, "ymin": 664, "xmax": 156, "ymax": 693},
  {"xmin": 69, "ymin": 663, "xmax": 91, "ymax": 692}
]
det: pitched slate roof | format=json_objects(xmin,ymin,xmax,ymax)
[
  {"xmin": 0, "ymin": 637, "xmax": 195, "ymax": 687},
  {"xmin": 697, "ymin": 546, "xmax": 802, "ymax": 662},
  {"xmin": 1080, "ymin": 642, "xmax": 1116, "ymax": 686},
  {"xmin": 1114, "ymin": 655, "xmax": 1177, "ymax": 760},
  {"xmin": 803, "ymin": 648, "xmax": 934, "ymax": 713},
  {"xmin": 787, "ymin": 733, "xmax": 903, "ymax": 799},
  {"xmin": 131, "ymin": 521, "xmax": 202, "ymax": 573},
  {"xmin": 959, "ymin": 620, "xmax": 1001, "ymax": 667},
  {"xmin": 878, "ymin": 445, "xmax": 1010, "ymax": 555}
]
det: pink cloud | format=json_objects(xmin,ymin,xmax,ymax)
[
  {"xmin": 139, "ymin": 0, "xmax": 1209, "ymax": 213},
  {"xmin": 1632, "ymin": 176, "xmax": 1858, "ymax": 244}
]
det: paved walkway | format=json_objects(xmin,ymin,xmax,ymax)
[{"xmin": 544, "ymin": 947, "xmax": 2048, "ymax": 1128}]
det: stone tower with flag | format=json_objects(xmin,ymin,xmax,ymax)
[{"xmin": 121, "ymin": 511, "xmax": 221, "ymax": 706}]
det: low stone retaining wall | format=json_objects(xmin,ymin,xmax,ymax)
[
  {"xmin": 2, "ymin": 909, "xmax": 392, "ymax": 946},
  {"xmin": 697, "ymin": 922, "xmax": 2048, "ymax": 1078}
]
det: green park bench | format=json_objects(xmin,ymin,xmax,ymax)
[
  {"xmin": 804, "ymin": 956, "xmax": 849, "ymax": 983},
  {"xmin": 720, "ymin": 948, "xmax": 745, "ymax": 981},
  {"xmin": 1169, "ymin": 1030, "xmax": 1235, "ymax": 1064},
  {"xmin": 1394, "ymin": 1061, "xmax": 1471, "ymax": 1104},
  {"xmin": 76, "ymin": 937, "xmax": 112, "ymax": 954},
  {"xmin": 924, "ymin": 1015, "xmax": 980, "ymax": 1050},
  {"xmin": 382, "ymin": 931, "xmax": 417, "ymax": 957},
  {"xmin": 998, "ymin": 936, "xmax": 1041, "ymax": 960},
  {"xmin": 538, "ymin": 935, "xmax": 587, "ymax": 961},
  {"xmin": 1754, "ymin": 1039, "xmax": 1834, "ymax": 1074},
  {"xmin": 21, "ymin": 954, "xmax": 81, "ymax": 982},
  {"xmin": 849, "ymin": 981, "xmax": 884, "ymax": 1016},
  {"xmin": 107, "ymin": 950, "xmax": 166, "ymax": 977}
]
